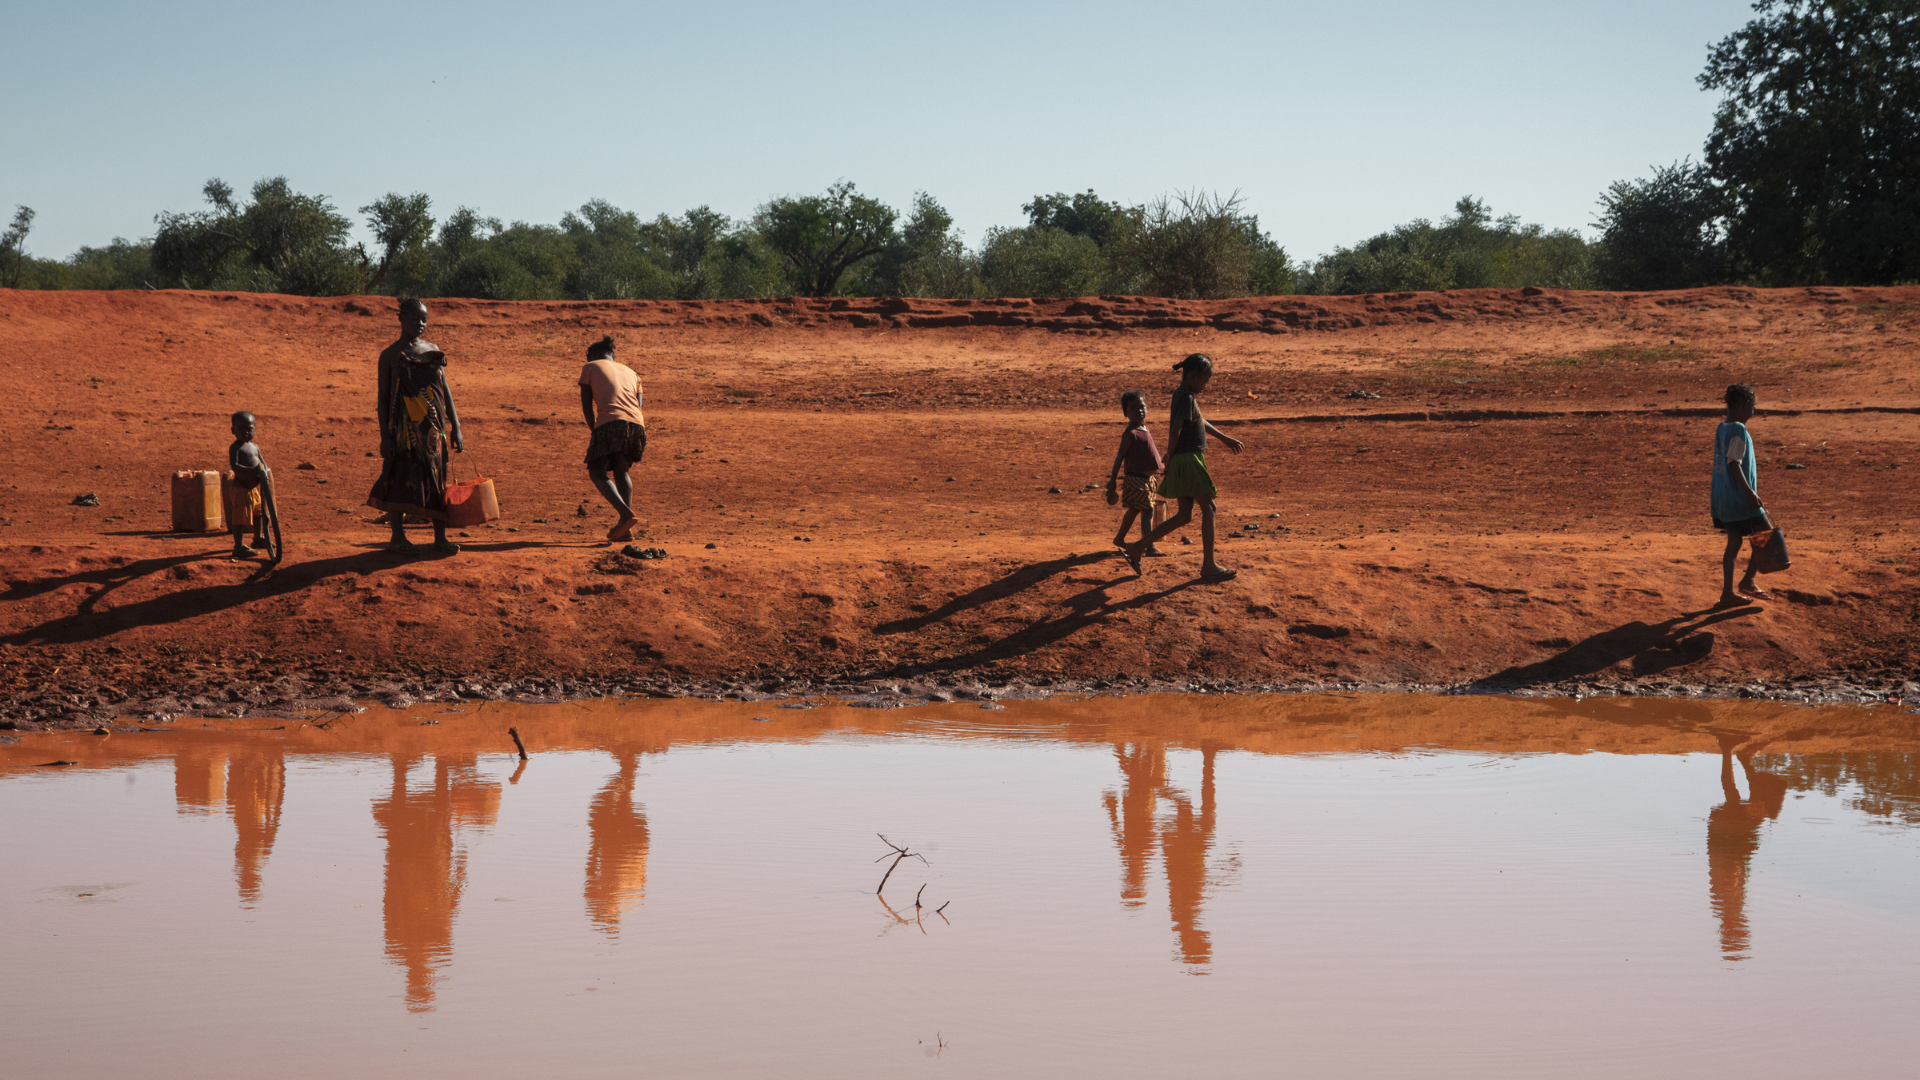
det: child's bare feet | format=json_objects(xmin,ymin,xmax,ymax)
[
  {"xmin": 608, "ymin": 516, "xmax": 638, "ymax": 542},
  {"xmin": 388, "ymin": 536, "xmax": 422, "ymax": 553},
  {"xmin": 1143, "ymin": 546, "xmax": 1166, "ymax": 557},
  {"xmin": 1738, "ymin": 581, "xmax": 1770, "ymax": 600},
  {"xmin": 1200, "ymin": 564, "xmax": 1238, "ymax": 582},
  {"xmin": 432, "ymin": 540, "xmax": 461, "ymax": 554},
  {"xmin": 231, "ymin": 544, "xmax": 257, "ymax": 559}
]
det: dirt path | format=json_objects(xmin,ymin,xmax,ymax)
[{"xmin": 1, "ymin": 286, "xmax": 1914, "ymax": 726}]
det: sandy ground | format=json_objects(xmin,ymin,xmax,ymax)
[{"xmin": 0, "ymin": 286, "xmax": 1915, "ymax": 725}]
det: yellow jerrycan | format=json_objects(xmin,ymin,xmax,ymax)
[{"xmin": 170, "ymin": 470, "xmax": 224, "ymax": 532}]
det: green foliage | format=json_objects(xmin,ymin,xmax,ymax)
[
  {"xmin": 0, "ymin": 206, "xmax": 33, "ymax": 288},
  {"xmin": 867, "ymin": 193, "xmax": 980, "ymax": 297},
  {"xmin": 559, "ymin": 200, "xmax": 670, "ymax": 300},
  {"xmin": 63, "ymin": 238, "xmax": 154, "ymax": 290},
  {"xmin": 360, "ymin": 192, "xmax": 436, "ymax": 296},
  {"xmin": 1023, "ymin": 190, "xmax": 1132, "ymax": 247},
  {"xmin": 1592, "ymin": 161, "xmax": 1730, "ymax": 290},
  {"xmin": 1299, "ymin": 196, "xmax": 1591, "ymax": 294},
  {"xmin": 1700, "ymin": 0, "xmax": 1920, "ymax": 285},
  {"xmin": 152, "ymin": 177, "xmax": 366, "ymax": 294},
  {"xmin": 754, "ymin": 181, "xmax": 898, "ymax": 296},
  {"xmin": 979, "ymin": 226, "xmax": 1108, "ymax": 297},
  {"xmin": 1123, "ymin": 190, "xmax": 1292, "ymax": 299}
]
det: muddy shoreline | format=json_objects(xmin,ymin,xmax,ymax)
[{"xmin": 4, "ymin": 655, "xmax": 1914, "ymax": 734}]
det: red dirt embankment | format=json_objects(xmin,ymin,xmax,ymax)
[{"xmin": 0, "ymin": 285, "xmax": 1915, "ymax": 725}]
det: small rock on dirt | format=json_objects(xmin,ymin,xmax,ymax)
[{"xmin": 72, "ymin": 493, "xmax": 100, "ymax": 506}]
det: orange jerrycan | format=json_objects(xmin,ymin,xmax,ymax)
[{"xmin": 170, "ymin": 471, "xmax": 224, "ymax": 532}]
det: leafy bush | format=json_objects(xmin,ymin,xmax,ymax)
[
  {"xmin": 867, "ymin": 193, "xmax": 980, "ymax": 298},
  {"xmin": 1298, "ymin": 196, "xmax": 1591, "ymax": 294},
  {"xmin": 1592, "ymin": 161, "xmax": 1730, "ymax": 290},
  {"xmin": 152, "ymin": 177, "xmax": 367, "ymax": 294},
  {"xmin": 1123, "ymin": 190, "xmax": 1291, "ymax": 299},
  {"xmin": 978, "ymin": 226, "xmax": 1107, "ymax": 297},
  {"xmin": 0, "ymin": 207, "xmax": 33, "ymax": 288}
]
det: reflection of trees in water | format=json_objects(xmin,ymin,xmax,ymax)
[
  {"xmin": 1755, "ymin": 752, "xmax": 1920, "ymax": 828},
  {"xmin": 1102, "ymin": 743, "xmax": 1222, "ymax": 970},
  {"xmin": 584, "ymin": 753, "xmax": 650, "ymax": 935},
  {"xmin": 371, "ymin": 754, "xmax": 501, "ymax": 1013}
]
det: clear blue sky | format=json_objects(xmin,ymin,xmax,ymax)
[{"xmin": 5, "ymin": 0, "xmax": 1754, "ymax": 263}]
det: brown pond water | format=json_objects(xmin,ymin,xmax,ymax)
[{"xmin": 4, "ymin": 693, "xmax": 1919, "ymax": 1078}]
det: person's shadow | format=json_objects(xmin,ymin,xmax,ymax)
[
  {"xmin": 875, "ymin": 553, "xmax": 1200, "ymax": 675},
  {"xmin": 3, "ymin": 548, "xmax": 416, "ymax": 647},
  {"xmin": 1473, "ymin": 604, "xmax": 1762, "ymax": 689}
]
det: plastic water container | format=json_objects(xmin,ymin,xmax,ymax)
[{"xmin": 170, "ymin": 471, "xmax": 223, "ymax": 532}]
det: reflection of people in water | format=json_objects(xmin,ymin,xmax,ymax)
[
  {"xmin": 169, "ymin": 742, "xmax": 285, "ymax": 908},
  {"xmin": 227, "ymin": 743, "xmax": 285, "ymax": 908},
  {"xmin": 371, "ymin": 754, "xmax": 501, "ymax": 1012},
  {"xmin": 1706, "ymin": 732, "xmax": 1788, "ymax": 959},
  {"xmin": 584, "ymin": 752, "xmax": 650, "ymax": 935},
  {"xmin": 1102, "ymin": 742, "xmax": 1220, "ymax": 968}
]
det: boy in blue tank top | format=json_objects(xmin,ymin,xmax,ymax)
[{"xmin": 1711, "ymin": 383, "xmax": 1769, "ymax": 606}]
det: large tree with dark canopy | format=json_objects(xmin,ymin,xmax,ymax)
[
  {"xmin": 754, "ymin": 181, "xmax": 897, "ymax": 296},
  {"xmin": 1701, "ymin": 0, "xmax": 1920, "ymax": 284}
]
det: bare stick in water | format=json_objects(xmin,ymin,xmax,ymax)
[
  {"xmin": 874, "ymin": 833, "xmax": 928, "ymax": 896},
  {"xmin": 508, "ymin": 727, "xmax": 529, "ymax": 761},
  {"xmin": 935, "ymin": 901, "xmax": 950, "ymax": 916},
  {"xmin": 915, "ymin": 883, "xmax": 927, "ymax": 909}
]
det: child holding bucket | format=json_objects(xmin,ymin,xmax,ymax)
[{"xmin": 1712, "ymin": 383, "xmax": 1772, "ymax": 606}]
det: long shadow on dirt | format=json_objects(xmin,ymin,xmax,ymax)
[
  {"xmin": 1474, "ymin": 604, "xmax": 1763, "ymax": 689},
  {"xmin": 874, "ymin": 551, "xmax": 1123, "ymax": 635},
  {"xmin": 887, "ymin": 570, "xmax": 1204, "ymax": 676},
  {"xmin": 3, "ymin": 546, "xmax": 471, "ymax": 647}
]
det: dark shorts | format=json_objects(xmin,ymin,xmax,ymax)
[
  {"xmin": 1713, "ymin": 513, "xmax": 1769, "ymax": 535},
  {"xmin": 585, "ymin": 421, "xmax": 646, "ymax": 469}
]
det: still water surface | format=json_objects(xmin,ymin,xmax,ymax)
[{"xmin": 4, "ymin": 693, "xmax": 1918, "ymax": 1078}]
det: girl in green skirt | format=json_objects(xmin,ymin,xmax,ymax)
[{"xmin": 1124, "ymin": 354, "xmax": 1244, "ymax": 580}]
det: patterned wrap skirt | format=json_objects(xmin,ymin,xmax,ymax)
[
  {"xmin": 1121, "ymin": 473, "xmax": 1160, "ymax": 511},
  {"xmin": 585, "ymin": 420, "xmax": 647, "ymax": 468},
  {"xmin": 367, "ymin": 363, "xmax": 451, "ymax": 521}
]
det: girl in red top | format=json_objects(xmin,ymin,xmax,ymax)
[{"xmin": 1105, "ymin": 390, "xmax": 1166, "ymax": 558}]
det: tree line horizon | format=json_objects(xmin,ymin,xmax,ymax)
[{"xmin": 2, "ymin": 1, "xmax": 1915, "ymax": 301}]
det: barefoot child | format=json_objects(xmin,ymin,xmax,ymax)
[
  {"xmin": 1105, "ymin": 390, "xmax": 1166, "ymax": 557},
  {"xmin": 579, "ymin": 335, "xmax": 647, "ymax": 541},
  {"xmin": 1125, "ymin": 354, "xmax": 1245, "ymax": 580},
  {"xmin": 226, "ymin": 410, "xmax": 274, "ymax": 560},
  {"xmin": 1712, "ymin": 383, "xmax": 1770, "ymax": 605}
]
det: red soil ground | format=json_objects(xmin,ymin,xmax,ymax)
[{"xmin": 0, "ymin": 286, "xmax": 1915, "ymax": 716}]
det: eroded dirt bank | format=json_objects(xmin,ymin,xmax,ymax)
[{"xmin": 1, "ymin": 286, "xmax": 1915, "ymax": 727}]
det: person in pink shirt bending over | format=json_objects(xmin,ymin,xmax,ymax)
[
  {"xmin": 578, "ymin": 335, "xmax": 647, "ymax": 541},
  {"xmin": 1105, "ymin": 389, "xmax": 1167, "ymax": 558}
]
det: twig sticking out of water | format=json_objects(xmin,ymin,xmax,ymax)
[
  {"xmin": 508, "ymin": 727, "xmax": 529, "ymax": 761},
  {"xmin": 915, "ymin": 883, "xmax": 927, "ymax": 910},
  {"xmin": 935, "ymin": 901, "xmax": 950, "ymax": 916},
  {"xmin": 874, "ymin": 834, "xmax": 928, "ymax": 896}
]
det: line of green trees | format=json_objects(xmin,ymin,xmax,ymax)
[
  {"xmin": 0, "ymin": 180, "xmax": 1294, "ymax": 302},
  {"xmin": 3, "ymin": 2, "xmax": 1914, "ymax": 299}
]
